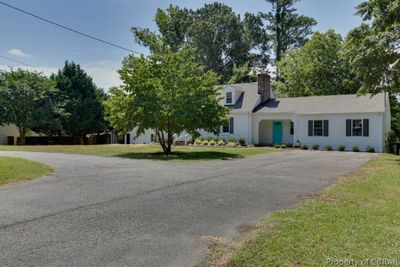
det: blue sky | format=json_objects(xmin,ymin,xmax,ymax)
[{"xmin": 0, "ymin": 0, "xmax": 363, "ymax": 88}]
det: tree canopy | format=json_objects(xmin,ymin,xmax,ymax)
[
  {"xmin": 0, "ymin": 69, "xmax": 60, "ymax": 144},
  {"xmin": 345, "ymin": 0, "xmax": 400, "ymax": 94},
  {"xmin": 262, "ymin": 0, "xmax": 317, "ymax": 62},
  {"xmin": 104, "ymin": 45, "xmax": 229, "ymax": 154},
  {"xmin": 275, "ymin": 30, "xmax": 360, "ymax": 97},
  {"xmin": 51, "ymin": 61, "xmax": 107, "ymax": 137},
  {"xmin": 132, "ymin": 3, "xmax": 269, "ymax": 83}
]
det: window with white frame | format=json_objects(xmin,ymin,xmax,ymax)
[
  {"xmin": 226, "ymin": 92, "xmax": 233, "ymax": 104},
  {"xmin": 352, "ymin": 119, "xmax": 362, "ymax": 136},
  {"xmin": 308, "ymin": 120, "xmax": 329, "ymax": 137},
  {"xmin": 222, "ymin": 117, "xmax": 234, "ymax": 133},
  {"xmin": 346, "ymin": 119, "xmax": 369, "ymax": 137},
  {"xmin": 313, "ymin": 120, "xmax": 323, "ymax": 136}
]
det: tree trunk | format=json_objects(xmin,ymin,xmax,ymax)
[
  {"xmin": 18, "ymin": 127, "xmax": 26, "ymax": 145},
  {"xmin": 156, "ymin": 130, "xmax": 174, "ymax": 155}
]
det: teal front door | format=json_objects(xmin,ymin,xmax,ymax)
[{"xmin": 273, "ymin": 121, "xmax": 283, "ymax": 144}]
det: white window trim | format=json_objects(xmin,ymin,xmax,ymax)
[
  {"xmin": 351, "ymin": 119, "xmax": 363, "ymax": 137},
  {"xmin": 225, "ymin": 92, "xmax": 233, "ymax": 105}
]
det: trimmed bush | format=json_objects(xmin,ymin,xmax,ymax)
[
  {"xmin": 205, "ymin": 136, "xmax": 214, "ymax": 141},
  {"xmin": 227, "ymin": 137, "xmax": 237, "ymax": 143},
  {"xmin": 274, "ymin": 144, "xmax": 281, "ymax": 148},
  {"xmin": 312, "ymin": 144, "xmax": 319, "ymax": 150},
  {"xmin": 201, "ymin": 140, "xmax": 209, "ymax": 146},
  {"xmin": 366, "ymin": 146, "xmax": 375, "ymax": 153},
  {"xmin": 238, "ymin": 137, "xmax": 246, "ymax": 146},
  {"xmin": 194, "ymin": 139, "xmax": 202, "ymax": 145},
  {"xmin": 300, "ymin": 144, "xmax": 308, "ymax": 150},
  {"xmin": 338, "ymin": 144, "xmax": 346, "ymax": 151},
  {"xmin": 352, "ymin": 145, "xmax": 360, "ymax": 152},
  {"xmin": 217, "ymin": 140, "xmax": 225, "ymax": 146},
  {"xmin": 286, "ymin": 144, "xmax": 293, "ymax": 148},
  {"xmin": 281, "ymin": 144, "xmax": 287, "ymax": 149},
  {"xmin": 227, "ymin": 142, "xmax": 237, "ymax": 147},
  {"xmin": 209, "ymin": 140, "xmax": 216, "ymax": 146},
  {"xmin": 324, "ymin": 145, "xmax": 333, "ymax": 151}
]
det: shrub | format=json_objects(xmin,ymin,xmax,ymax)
[
  {"xmin": 209, "ymin": 140, "xmax": 216, "ymax": 146},
  {"xmin": 352, "ymin": 145, "xmax": 360, "ymax": 152},
  {"xmin": 199, "ymin": 137, "xmax": 205, "ymax": 142},
  {"xmin": 274, "ymin": 144, "xmax": 281, "ymax": 148},
  {"xmin": 227, "ymin": 136, "xmax": 237, "ymax": 143},
  {"xmin": 281, "ymin": 144, "xmax": 287, "ymax": 149},
  {"xmin": 312, "ymin": 144, "xmax": 319, "ymax": 150},
  {"xmin": 217, "ymin": 140, "xmax": 225, "ymax": 146},
  {"xmin": 366, "ymin": 146, "xmax": 375, "ymax": 153},
  {"xmin": 238, "ymin": 137, "xmax": 246, "ymax": 146},
  {"xmin": 300, "ymin": 144, "xmax": 308, "ymax": 150},
  {"xmin": 286, "ymin": 144, "xmax": 293, "ymax": 148},
  {"xmin": 337, "ymin": 144, "xmax": 346, "ymax": 151},
  {"xmin": 385, "ymin": 130, "xmax": 398, "ymax": 153},
  {"xmin": 194, "ymin": 139, "xmax": 202, "ymax": 145},
  {"xmin": 206, "ymin": 136, "xmax": 214, "ymax": 141},
  {"xmin": 201, "ymin": 140, "xmax": 209, "ymax": 146},
  {"xmin": 227, "ymin": 142, "xmax": 237, "ymax": 147},
  {"xmin": 324, "ymin": 145, "xmax": 333, "ymax": 151}
]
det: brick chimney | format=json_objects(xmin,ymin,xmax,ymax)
[{"xmin": 258, "ymin": 73, "xmax": 271, "ymax": 103}]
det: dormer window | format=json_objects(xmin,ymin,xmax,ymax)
[{"xmin": 226, "ymin": 92, "xmax": 233, "ymax": 104}]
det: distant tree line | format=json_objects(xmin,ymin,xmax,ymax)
[{"xmin": 0, "ymin": 62, "xmax": 108, "ymax": 145}]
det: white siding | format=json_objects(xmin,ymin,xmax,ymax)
[
  {"xmin": 0, "ymin": 125, "xmax": 18, "ymax": 145},
  {"xmin": 200, "ymin": 113, "xmax": 252, "ymax": 144},
  {"xmin": 128, "ymin": 128, "xmax": 154, "ymax": 144},
  {"xmin": 258, "ymin": 120, "xmax": 293, "ymax": 145},
  {"xmin": 259, "ymin": 120, "xmax": 272, "ymax": 144},
  {"xmin": 297, "ymin": 113, "xmax": 384, "ymax": 152}
]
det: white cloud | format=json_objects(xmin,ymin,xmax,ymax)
[
  {"xmin": 7, "ymin": 48, "xmax": 31, "ymax": 58},
  {"xmin": 84, "ymin": 66, "xmax": 121, "ymax": 90},
  {"xmin": 0, "ymin": 62, "xmax": 121, "ymax": 90}
]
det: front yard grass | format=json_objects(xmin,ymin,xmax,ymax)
[
  {"xmin": 0, "ymin": 156, "xmax": 53, "ymax": 186},
  {"xmin": 0, "ymin": 144, "xmax": 276, "ymax": 161},
  {"xmin": 210, "ymin": 154, "xmax": 400, "ymax": 266}
]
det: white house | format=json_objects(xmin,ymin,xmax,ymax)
[
  {"xmin": 123, "ymin": 74, "xmax": 391, "ymax": 152},
  {"xmin": 0, "ymin": 124, "xmax": 18, "ymax": 145}
]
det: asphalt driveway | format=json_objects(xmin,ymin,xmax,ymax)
[{"xmin": 0, "ymin": 150, "xmax": 374, "ymax": 267}]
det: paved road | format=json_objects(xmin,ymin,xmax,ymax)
[{"xmin": 0, "ymin": 150, "xmax": 373, "ymax": 267}]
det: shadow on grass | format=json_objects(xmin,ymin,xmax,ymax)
[{"xmin": 114, "ymin": 151, "xmax": 244, "ymax": 161}]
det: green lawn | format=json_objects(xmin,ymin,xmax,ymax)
[
  {"xmin": 0, "ymin": 156, "xmax": 53, "ymax": 186},
  {"xmin": 0, "ymin": 144, "xmax": 276, "ymax": 161},
  {"xmin": 210, "ymin": 154, "xmax": 400, "ymax": 266}
]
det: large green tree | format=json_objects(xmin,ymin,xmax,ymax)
[
  {"xmin": 275, "ymin": 30, "xmax": 360, "ymax": 97},
  {"xmin": 51, "ymin": 61, "xmax": 107, "ymax": 137},
  {"xmin": 104, "ymin": 45, "xmax": 229, "ymax": 154},
  {"xmin": 262, "ymin": 0, "xmax": 317, "ymax": 62},
  {"xmin": 133, "ymin": 3, "xmax": 264, "ymax": 83},
  {"xmin": 345, "ymin": 0, "xmax": 400, "ymax": 95},
  {"xmin": 0, "ymin": 69, "xmax": 60, "ymax": 145}
]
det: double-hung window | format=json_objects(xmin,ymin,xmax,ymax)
[
  {"xmin": 226, "ymin": 92, "xmax": 233, "ymax": 104},
  {"xmin": 222, "ymin": 117, "xmax": 234, "ymax": 134},
  {"xmin": 346, "ymin": 119, "xmax": 369, "ymax": 137},
  {"xmin": 308, "ymin": 120, "xmax": 329, "ymax": 137}
]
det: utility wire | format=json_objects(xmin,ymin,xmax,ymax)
[
  {"xmin": 0, "ymin": 55, "xmax": 35, "ymax": 67},
  {"xmin": 0, "ymin": 1, "xmax": 140, "ymax": 54}
]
